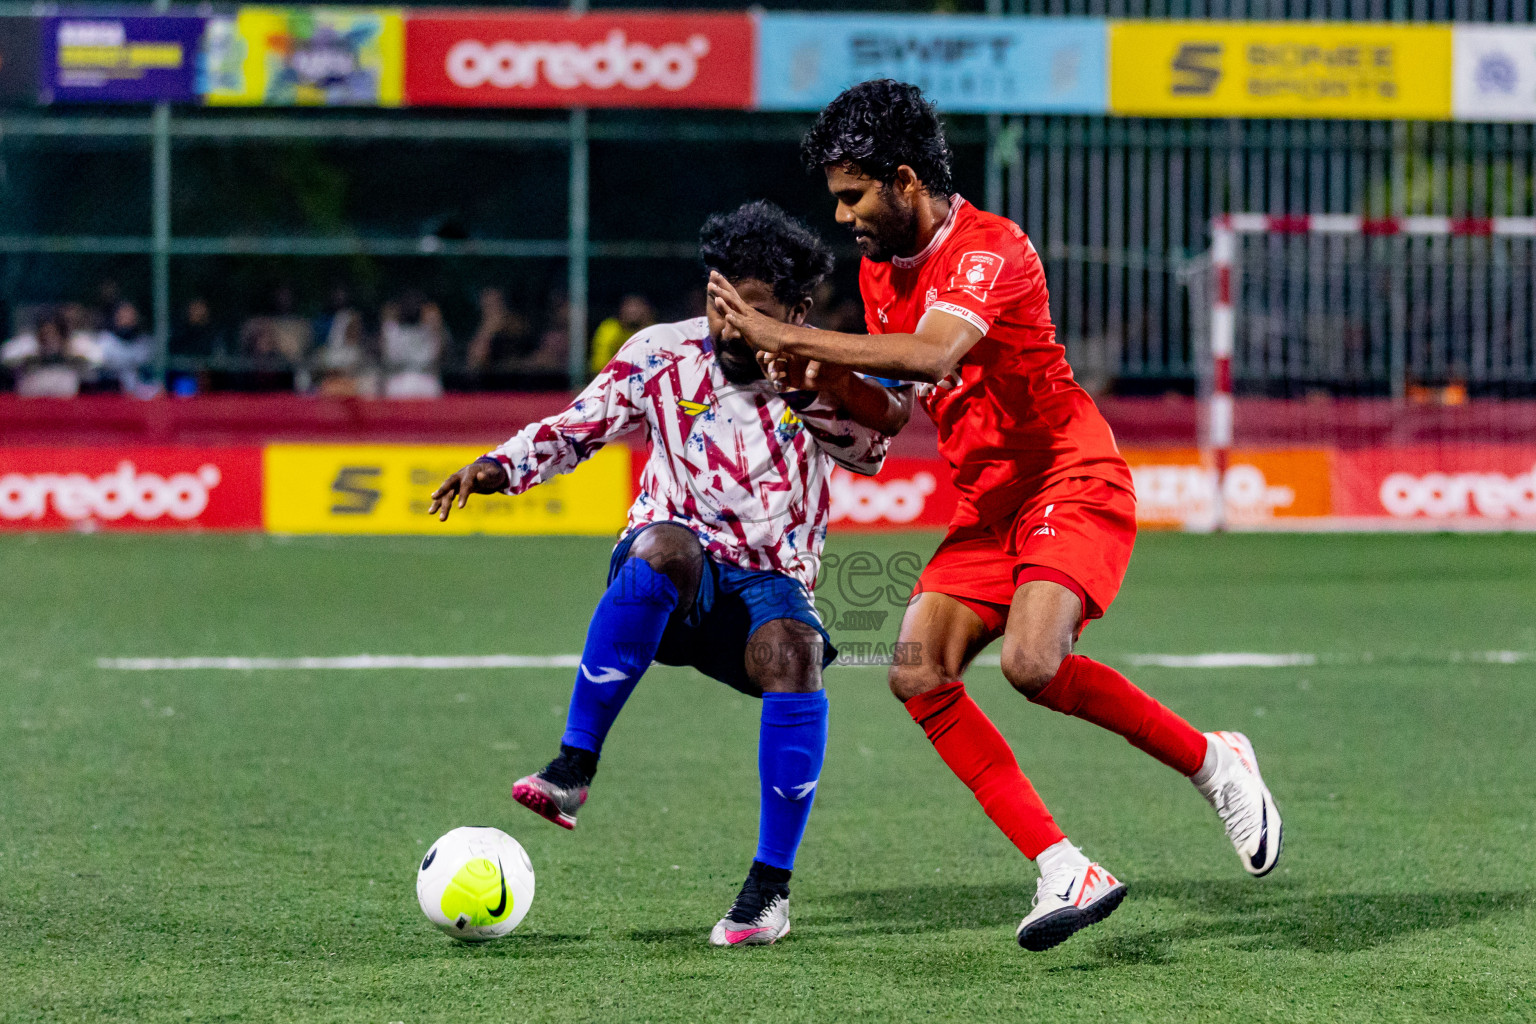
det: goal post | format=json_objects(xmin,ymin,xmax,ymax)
[{"xmin": 1202, "ymin": 213, "xmax": 1536, "ymax": 531}]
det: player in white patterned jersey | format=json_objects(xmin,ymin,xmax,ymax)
[{"xmin": 429, "ymin": 201, "xmax": 912, "ymax": 946}]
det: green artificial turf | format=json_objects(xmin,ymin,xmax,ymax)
[{"xmin": 1, "ymin": 531, "xmax": 1533, "ymax": 1022}]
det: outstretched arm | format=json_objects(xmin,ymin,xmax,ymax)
[
  {"xmin": 429, "ymin": 341, "xmax": 650, "ymax": 521},
  {"xmin": 710, "ymin": 271, "xmax": 982, "ymax": 384}
]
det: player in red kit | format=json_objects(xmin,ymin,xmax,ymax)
[{"xmin": 708, "ymin": 80, "xmax": 1282, "ymax": 952}]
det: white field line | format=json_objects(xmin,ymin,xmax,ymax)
[
  {"xmin": 95, "ymin": 651, "xmax": 1533, "ymax": 671},
  {"xmin": 96, "ymin": 655, "xmax": 582, "ymax": 671}
]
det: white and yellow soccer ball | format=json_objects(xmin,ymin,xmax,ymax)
[{"xmin": 416, "ymin": 826, "xmax": 535, "ymax": 942}]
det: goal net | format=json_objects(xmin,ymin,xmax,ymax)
[{"xmin": 1187, "ymin": 214, "xmax": 1536, "ymax": 531}]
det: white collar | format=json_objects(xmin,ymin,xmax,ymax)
[{"xmin": 892, "ymin": 195, "xmax": 965, "ymax": 270}]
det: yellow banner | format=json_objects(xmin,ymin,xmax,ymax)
[
  {"xmin": 1110, "ymin": 21, "xmax": 1452, "ymax": 120},
  {"xmin": 204, "ymin": 7, "xmax": 404, "ymax": 107},
  {"xmin": 263, "ymin": 444, "xmax": 631, "ymax": 536}
]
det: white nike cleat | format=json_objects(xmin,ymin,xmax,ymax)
[
  {"xmin": 709, "ymin": 875, "xmax": 791, "ymax": 947},
  {"xmin": 1016, "ymin": 859, "xmax": 1127, "ymax": 952},
  {"xmin": 1195, "ymin": 731, "xmax": 1282, "ymax": 877}
]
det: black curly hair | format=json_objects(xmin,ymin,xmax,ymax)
[
  {"xmin": 698, "ymin": 200, "xmax": 834, "ymax": 307},
  {"xmin": 800, "ymin": 79, "xmax": 954, "ymax": 195}
]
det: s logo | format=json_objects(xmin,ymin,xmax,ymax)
[
  {"xmin": 331, "ymin": 466, "xmax": 382, "ymax": 514},
  {"xmin": 1171, "ymin": 43, "xmax": 1222, "ymax": 96}
]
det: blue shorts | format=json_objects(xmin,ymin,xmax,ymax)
[{"xmin": 608, "ymin": 523, "xmax": 837, "ymax": 697}]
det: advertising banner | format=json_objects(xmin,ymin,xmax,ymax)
[
  {"xmin": 263, "ymin": 443, "xmax": 630, "ymax": 535},
  {"xmin": 1333, "ymin": 445, "xmax": 1536, "ymax": 525},
  {"xmin": 829, "ymin": 458, "xmax": 958, "ymax": 531},
  {"xmin": 404, "ymin": 12, "xmax": 753, "ymax": 109},
  {"xmin": 0, "ymin": 447, "xmax": 263, "ymax": 531},
  {"xmin": 1109, "ymin": 21, "xmax": 1453, "ymax": 120},
  {"xmin": 755, "ymin": 14, "xmax": 1107, "ymax": 114},
  {"xmin": 203, "ymin": 7, "xmax": 403, "ymax": 107},
  {"xmin": 0, "ymin": 17, "xmax": 40, "ymax": 104},
  {"xmin": 41, "ymin": 14, "xmax": 203, "ymax": 104},
  {"xmin": 1453, "ymin": 25, "xmax": 1536, "ymax": 122},
  {"xmin": 1122, "ymin": 447, "xmax": 1332, "ymax": 529}
]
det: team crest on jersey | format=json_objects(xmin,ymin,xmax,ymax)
[
  {"xmin": 924, "ymin": 287, "xmax": 938, "ymax": 309},
  {"xmin": 951, "ymin": 251, "xmax": 1005, "ymax": 301}
]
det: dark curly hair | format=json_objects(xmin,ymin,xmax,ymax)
[
  {"xmin": 800, "ymin": 79, "xmax": 954, "ymax": 195},
  {"xmin": 698, "ymin": 200, "xmax": 834, "ymax": 306}
]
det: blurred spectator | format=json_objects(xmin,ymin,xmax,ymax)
[
  {"xmin": 465, "ymin": 286, "xmax": 535, "ymax": 373},
  {"xmin": 240, "ymin": 282, "xmax": 313, "ymax": 368},
  {"xmin": 171, "ymin": 297, "xmax": 221, "ymax": 358},
  {"xmin": 96, "ymin": 300, "xmax": 157, "ymax": 396},
  {"xmin": 312, "ymin": 305, "xmax": 381, "ymax": 398},
  {"xmin": 2, "ymin": 311, "xmax": 98, "ymax": 397},
  {"xmin": 380, "ymin": 289, "xmax": 446, "ymax": 399},
  {"xmin": 589, "ymin": 294, "xmax": 654, "ymax": 373}
]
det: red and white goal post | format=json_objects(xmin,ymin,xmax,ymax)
[{"xmin": 1203, "ymin": 213, "xmax": 1536, "ymax": 532}]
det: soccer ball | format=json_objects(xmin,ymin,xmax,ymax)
[{"xmin": 416, "ymin": 826, "xmax": 535, "ymax": 942}]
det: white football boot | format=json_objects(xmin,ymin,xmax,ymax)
[
  {"xmin": 1016, "ymin": 853, "xmax": 1127, "ymax": 951},
  {"xmin": 1194, "ymin": 731, "xmax": 1283, "ymax": 877},
  {"xmin": 709, "ymin": 874, "xmax": 791, "ymax": 947}
]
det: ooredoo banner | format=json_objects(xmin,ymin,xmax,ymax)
[
  {"xmin": 755, "ymin": 14, "xmax": 1107, "ymax": 114},
  {"xmin": 0, "ymin": 447, "xmax": 263, "ymax": 531},
  {"xmin": 1334, "ymin": 446, "xmax": 1536, "ymax": 525},
  {"xmin": 404, "ymin": 12, "xmax": 753, "ymax": 109}
]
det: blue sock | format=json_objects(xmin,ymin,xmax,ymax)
[
  {"xmin": 755, "ymin": 689, "xmax": 830, "ymax": 871},
  {"xmin": 560, "ymin": 559, "xmax": 679, "ymax": 755}
]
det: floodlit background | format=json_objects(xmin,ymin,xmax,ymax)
[{"xmin": 3, "ymin": 5, "xmax": 1535, "ymax": 1023}]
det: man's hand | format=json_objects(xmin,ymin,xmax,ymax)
[
  {"xmin": 757, "ymin": 351, "xmax": 852, "ymax": 394},
  {"xmin": 707, "ymin": 272, "xmax": 788, "ymax": 354},
  {"xmin": 428, "ymin": 459, "xmax": 510, "ymax": 522}
]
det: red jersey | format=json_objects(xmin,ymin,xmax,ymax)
[{"xmin": 860, "ymin": 195, "xmax": 1133, "ymax": 528}]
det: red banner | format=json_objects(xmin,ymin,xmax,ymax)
[
  {"xmin": 0, "ymin": 447, "xmax": 263, "ymax": 531},
  {"xmin": 828, "ymin": 459, "xmax": 958, "ymax": 530},
  {"xmin": 404, "ymin": 12, "xmax": 754, "ymax": 109},
  {"xmin": 1334, "ymin": 445, "xmax": 1536, "ymax": 523}
]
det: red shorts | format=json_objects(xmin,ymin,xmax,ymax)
[{"xmin": 914, "ymin": 477, "xmax": 1137, "ymax": 637}]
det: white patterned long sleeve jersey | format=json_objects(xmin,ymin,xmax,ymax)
[{"xmin": 485, "ymin": 317, "xmax": 893, "ymax": 590}]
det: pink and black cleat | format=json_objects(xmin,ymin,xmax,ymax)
[
  {"xmin": 511, "ymin": 771, "xmax": 587, "ymax": 830},
  {"xmin": 709, "ymin": 872, "xmax": 791, "ymax": 947}
]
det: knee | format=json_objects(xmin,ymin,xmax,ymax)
[
  {"xmin": 887, "ymin": 659, "xmax": 953, "ymax": 703},
  {"xmin": 1000, "ymin": 639, "xmax": 1067, "ymax": 700},
  {"xmin": 627, "ymin": 525, "xmax": 702, "ymax": 600}
]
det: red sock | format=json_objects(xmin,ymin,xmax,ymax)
[
  {"xmin": 905, "ymin": 681, "xmax": 1065, "ymax": 860},
  {"xmin": 1031, "ymin": 654, "xmax": 1207, "ymax": 775}
]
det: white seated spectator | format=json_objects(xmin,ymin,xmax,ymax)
[
  {"xmin": 380, "ymin": 290, "xmax": 446, "ymax": 399},
  {"xmin": 96, "ymin": 300, "xmax": 157, "ymax": 396},
  {"xmin": 2, "ymin": 312, "xmax": 99, "ymax": 397},
  {"xmin": 313, "ymin": 307, "xmax": 381, "ymax": 398}
]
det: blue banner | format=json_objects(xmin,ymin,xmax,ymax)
[{"xmin": 755, "ymin": 14, "xmax": 1107, "ymax": 115}]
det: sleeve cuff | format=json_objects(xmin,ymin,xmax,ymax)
[{"xmin": 928, "ymin": 300, "xmax": 990, "ymax": 336}]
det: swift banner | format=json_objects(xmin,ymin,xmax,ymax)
[
  {"xmin": 41, "ymin": 15, "xmax": 203, "ymax": 104},
  {"xmin": 404, "ymin": 12, "xmax": 753, "ymax": 109},
  {"xmin": 1109, "ymin": 21, "xmax": 1453, "ymax": 120},
  {"xmin": 262, "ymin": 443, "xmax": 630, "ymax": 535},
  {"xmin": 203, "ymin": 7, "xmax": 403, "ymax": 106},
  {"xmin": 1453, "ymin": 25, "xmax": 1536, "ymax": 122},
  {"xmin": 755, "ymin": 14, "xmax": 1107, "ymax": 114}
]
